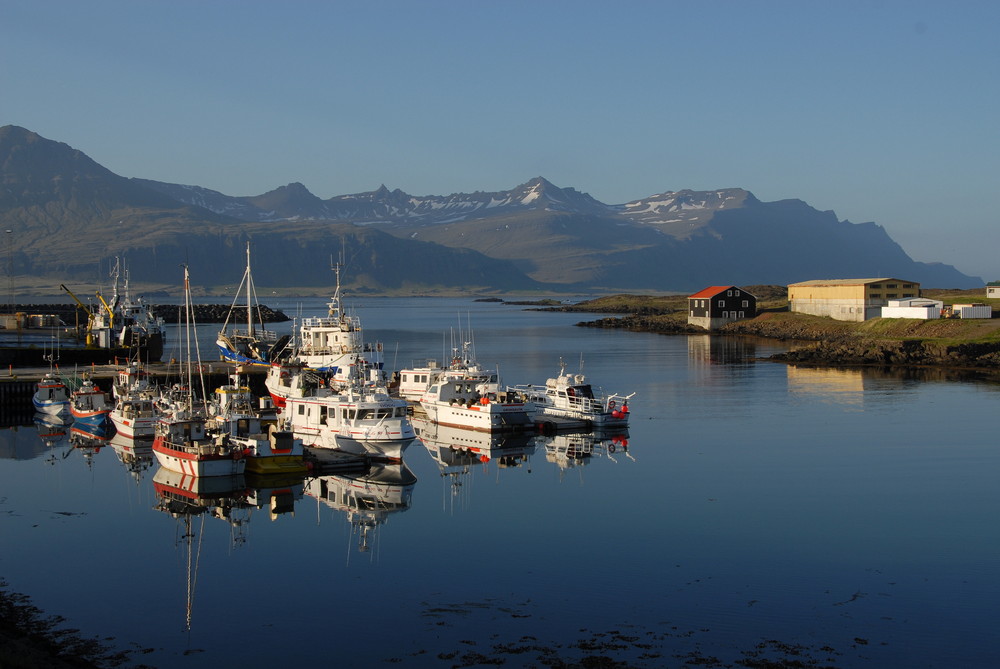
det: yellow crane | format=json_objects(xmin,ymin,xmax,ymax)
[{"xmin": 59, "ymin": 283, "xmax": 99, "ymax": 346}]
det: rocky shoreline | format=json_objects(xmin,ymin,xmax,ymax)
[{"xmin": 570, "ymin": 305, "xmax": 1000, "ymax": 370}]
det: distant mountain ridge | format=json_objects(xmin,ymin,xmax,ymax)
[{"xmin": 0, "ymin": 125, "xmax": 983, "ymax": 292}]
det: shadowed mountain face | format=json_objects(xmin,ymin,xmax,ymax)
[{"xmin": 0, "ymin": 125, "xmax": 982, "ymax": 292}]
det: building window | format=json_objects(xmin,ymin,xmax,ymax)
[
  {"xmin": 738, "ymin": 311, "xmax": 745, "ymax": 318},
  {"xmin": 742, "ymin": 300, "xmax": 748, "ymax": 307},
  {"xmin": 718, "ymin": 300, "xmax": 724, "ymax": 307},
  {"xmin": 903, "ymin": 284, "xmax": 914, "ymax": 288},
  {"xmin": 727, "ymin": 290, "xmax": 733, "ymax": 296},
  {"xmin": 870, "ymin": 293, "xmax": 881, "ymax": 298},
  {"xmin": 734, "ymin": 290, "xmax": 741, "ymax": 296},
  {"xmin": 887, "ymin": 283, "xmax": 898, "ymax": 288},
  {"xmin": 870, "ymin": 284, "xmax": 882, "ymax": 289},
  {"xmin": 887, "ymin": 293, "xmax": 898, "ymax": 298}
]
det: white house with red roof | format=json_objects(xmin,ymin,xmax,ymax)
[{"xmin": 687, "ymin": 286, "xmax": 757, "ymax": 330}]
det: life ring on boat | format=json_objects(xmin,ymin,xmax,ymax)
[
  {"xmin": 608, "ymin": 443, "xmax": 616, "ymax": 453},
  {"xmin": 280, "ymin": 371, "xmax": 289, "ymax": 379},
  {"xmin": 608, "ymin": 400, "xmax": 615, "ymax": 410}
]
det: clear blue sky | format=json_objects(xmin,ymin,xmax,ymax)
[{"xmin": 2, "ymin": 0, "xmax": 998, "ymax": 280}]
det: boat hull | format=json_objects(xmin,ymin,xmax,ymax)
[
  {"xmin": 419, "ymin": 401, "xmax": 534, "ymax": 433},
  {"xmin": 152, "ymin": 439, "xmax": 247, "ymax": 477}
]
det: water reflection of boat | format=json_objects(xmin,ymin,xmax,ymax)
[
  {"xmin": 152, "ymin": 466, "xmax": 250, "ymax": 631},
  {"xmin": 537, "ymin": 429, "xmax": 633, "ymax": 471},
  {"xmin": 413, "ymin": 416, "xmax": 535, "ymax": 468},
  {"xmin": 245, "ymin": 472, "xmax": 305, "ymax": 521},
  {"xmin": 413, "ymin": 416, "xmax": 535, "ymax": 508},
  {"xmin": 34, "ymin": 411, "xmax": 72, "ymax": 450},
  {"xmin": 304, "ymin": 461, "xmax": 416, "ymax": 554},
  {"xmin": 69, "ymin": 423, "xmax": 109, "ymax": 466},
  {"xmin": 108, "ymin": 433, "xmax": 154, "ymax": 482}
]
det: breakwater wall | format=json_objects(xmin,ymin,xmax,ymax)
[{"xmin": 3, "ymin": 304, "xmax": 289, "ymax": 324}]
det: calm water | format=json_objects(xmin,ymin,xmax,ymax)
[{"xmin": 2, "ymin": 297, "xmax": 999, "ymax": 668}]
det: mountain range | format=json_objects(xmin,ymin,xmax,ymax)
[{"xmin": 0, "ymin": 125, "xmax": 981, "ymax": 294}]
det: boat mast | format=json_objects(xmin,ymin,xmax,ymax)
[{"xmin": 245, "ymin": 242, "xmax": 254, "ymax": 337}]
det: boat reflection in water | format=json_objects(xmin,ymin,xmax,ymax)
[
  {"xmin": 108, "ymin": 433, "xmax": 154, "ymax": 484},
  {"xmin": 152, "ymin": 466, "xmax": 251, "ymax": 631},
  {"xmin": 68, "ymin": 422, "xmax": 110, "ymax": 468},
  {"xmin": 34, "ymin": 411, "xmax": 72, "ymax": 452},
  {"xmin": 412, "ymin": 415, "xmax": 535, "ymax": 508},
  {"xmin": 304, "ymin": 461, "xmax": 417, "ymax": 556},
  {"xmin": 538, "ymin": 429, "xmax": 633, "ymax": 472},
  {"xmin": 245, "ymin": 472, "xmax": 305, "ymax": 522}
]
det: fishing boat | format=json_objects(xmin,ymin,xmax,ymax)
[
  {"xmin": 211, "ymin": 375, "xmax": 306, "ymax": 475},
  {"xmin": 109, "ymin": 395, "xmax": 158, "ymax": 438},
  {"xmin": 418, "ymin": 378, "xmax": 534, "ymax": 433},
  {"xmin": 152, "ymin": 266, "xmax": 247, "ymax": 478},
  {"xmin": 90, "ymin": 258, "xmax": 166, "ymax": 361},
  {"xmin": 112, "ymin": 361, "xmax": 156, "ymax": 400},
  {"xmin": 290, "ymin": 264, "xmax": 384, "ymax": 377},
  {"xmin": 69, "ymin": 376, "xmax": 111, "ymax": 425},
  {"xmin": 32, "ymin": 371, "xmax": 70, "ymax": 414},
  {"xmin": 216, "ymin": 243, "xmax": 288, "ymax": 366},
  {"xmin": 284, "ymin": 371, "xmax": 415, "ymax": 461},
  {"xmin": 510, "ymin": 359, "xmax": 634, "ymax": 430},
  {"xmin": 396, "ymin": 339, "xmax": 499, "ymax": 401}
]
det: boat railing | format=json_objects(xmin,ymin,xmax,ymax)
[{"xmin": 231, "ymin": 327, "xmax": 278, "ymax": 340}]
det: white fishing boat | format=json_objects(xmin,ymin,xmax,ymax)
[
  {"xmin": 290, "ymin": 264, "xmax": 384, "ymax": 377},
  {"xmin": 32, "ymin": 371, "xmax": 70, "ymax": 414},
  {"xmin": 510, "ymin": 359, "xmax": 634, "ymax": 430},
  {"xmin": 264, "ymin": 359, "xmax": 330, "ymax": 409},
  {"xmin": 69, "ymin": 376, "xmax": 111, "ymax": 425},
  {"xmin": 284, "ymin": 376, "xmax": 415, "ymax": 461},
  {"xmin": 216, "ymin": 243, "xmax": 287, "ymax": 366},
  {"xmin": 153, "ymin": 407, "xmax": 247, "ymax": 477},
  {"xmin": 109, "ymin": 395, "xmax": 158, "ymax": 438},
  {"xmin": 397, "ymin": 339, "xmax": 499, "ymax": 401},
  {"xmin": 418, "ymin": 378, "xmax": 535, "ymax": 433},
  {"xmin": 112, "ymin": 361, "xmax": 156, "ymax": 400}
]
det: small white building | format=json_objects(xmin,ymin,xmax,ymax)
[
  {"xmin": 880, "ymin": 297, "xmax": 943, "ymax": 320},
  {"xmin": 951, "ymin": 303, "xmax": 993, "ymax": 319}
]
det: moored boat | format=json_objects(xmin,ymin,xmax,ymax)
[
  {"xmin": 291, "ymin": 264, "xmax": 384, "ymax": 377},
  {"xmin": 418, "ymin": 379, "xmax": 534, "ymax": 433},
  {"xmin": 109, "ymin": 395, "xmax": 158, "ymax": 438},
  {"xmin": 510, "ymin": 359, "xmax": 634, "ymax": 430},
  {"xmin": 216, "ymin": 243, "xmax": 287, "ymax": 366},
  {"xmin": 284, "ymin": 374, "xmax": 414, "ymax": 461},
  {"xmin": 32, "ymin": 371, "xmax": 70, "ymax": 414},
  {"xmin": 69, "ymin": 376, "xmax": 111, "ymax": 425},
  {"xmin": 397, "ymin": 339, "xmax": 498, "ymax": 401}
]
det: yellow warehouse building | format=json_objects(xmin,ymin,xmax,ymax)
[{"xmin": 788, "ymin": 278, "xmax": 920, "ymax": 322}]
